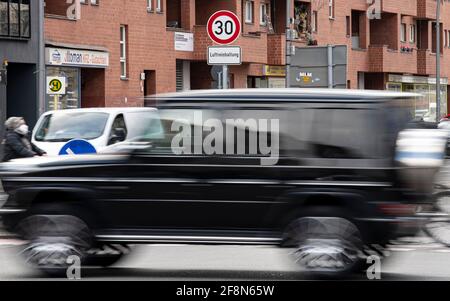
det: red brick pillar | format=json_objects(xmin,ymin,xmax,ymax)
[
  {"xmin": 181, "ymin": 0, "xmax": 196, "ymax": 31},
  {"xmin": 359, "ymin": 13, "xmax": 370, "ymax": 49}
]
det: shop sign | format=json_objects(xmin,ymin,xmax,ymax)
[
  {"xmin": 389, "ymin": 74, "xmax": 448, "ymax": 85},
  {"xmin": 263, "ymin": 65, "xmax": 286, "ymax": 77},
  {"xmin": 46, "ymin": 47, "xmax": 109, "ymax": 68},
  {"xmin": 175, "ymin": 32, "xmax": 194, "ymax": 52}
]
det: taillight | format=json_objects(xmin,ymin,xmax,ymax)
[{"xmin": 377, "ymin": 203, "xmax": 417, "ymax": 216}]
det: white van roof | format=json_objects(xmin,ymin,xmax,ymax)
[{"xmin": 41, "ymin": 107, "xmax": 157, "ymax": 116}]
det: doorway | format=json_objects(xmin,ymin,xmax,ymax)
[{"xmin": 144, "ymin": 70, "xmax": 156, "ymax": 96}]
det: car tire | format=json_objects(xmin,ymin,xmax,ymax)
[
  {"xmin": 282, "ymin": 208, "xmax": 364, "ymax": 278},
  {"xmin": 84, "ymin": 244, "xmax": 131, "ymax": 267},
  {"xmin": 16, "ymin": 214, "xmax": 93, "ymax": 277}
]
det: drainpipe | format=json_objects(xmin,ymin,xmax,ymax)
[{"xmin": 436, "ymin": 0, "xmax": 441, "ymax": 122}]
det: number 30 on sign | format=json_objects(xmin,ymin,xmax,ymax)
[{"xmin": 207, "ymin": 10, "xmax": 241, "ymax": 45}]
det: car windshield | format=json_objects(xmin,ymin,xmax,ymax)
[{"xmin": 34, "ymin": 112, "xmax": 109, "ymax": 142}]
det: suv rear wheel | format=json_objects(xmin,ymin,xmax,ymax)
[{"xmin": 283, "ymin": 213, "xmax": 364, "ymax": 278}]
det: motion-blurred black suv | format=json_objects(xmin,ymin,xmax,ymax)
[{"xmin": 0, "ymin": 89, "xmax": 437, "ymax": 277}]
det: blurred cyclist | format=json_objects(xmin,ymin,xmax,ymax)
[{"xmin": 2, "ymin": 117, "xmax": 46, "ymax": 162}]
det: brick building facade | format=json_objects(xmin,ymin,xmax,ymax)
[{"xmin": 42, "ymin": 0, "xmax": 450, "ymax": 118}]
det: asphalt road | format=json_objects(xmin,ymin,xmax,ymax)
[{"xmin": 0, "ymin": 239, "xmax": 449, "ymax": 280}]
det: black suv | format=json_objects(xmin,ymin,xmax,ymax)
[{"xmin": 0, "ymin": 89, "xmax": 434, "ymax": 277}]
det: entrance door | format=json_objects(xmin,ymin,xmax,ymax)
[
  {"xmin": 6, "ymin": 63, "xmax": 37, "ymax": 126},
  {"xmin": 144, "ymin": 70, "xmax": 156, "ymax": 96}
]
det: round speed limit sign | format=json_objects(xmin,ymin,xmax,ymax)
[{"xmin": 207, "ymin": 10, "xmax": 241, "ymax": 45}]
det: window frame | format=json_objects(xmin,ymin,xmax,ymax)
[
  {"xmin": 156, "ymin": 0, "xmax": 162, "ymax": 13},
  {"xmin": 0, "ymin": 0, "xmax": 31, "ymax": 39},
  {"xmin": 245, "ymin": 0, "xmax": 254, "ymax": 24},
  {"xmin": 328, "ymin": 0, "xmax": 335, "ymax": 20},
  {"xmin": 400, "ymin": 23, "xmax": 407, "ymax": 42},
  {"xmin": 147, "ymin": 0, "xmax": 153, "ymax": 12},
  {"xmin": 409, "ymin": 23, "xmax": 416, "ymax": 43},
  {"xmin": 120, "ymin": 25, "xmax": 128, "ymax": 79},
  {"xmin": 312, "ymin": 10, "xmax": 318, "ymax": 33},
  {"xmin": 259, "ymin": 2, "xmax": 267, "ymax": 26}
]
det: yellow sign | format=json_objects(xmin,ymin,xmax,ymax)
[
  {"xmin": 49, "ymin": 79, "xmax": 62, "ymax": 92},
  {"xmin": 264, "ymin": 65, "xmax": 286, "ymax": 77},
  {"xmin": 46, "ymin": 76, "xmax": 66, "ymax": 95}
]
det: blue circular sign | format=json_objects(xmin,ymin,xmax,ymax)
[{"xmin": 59, "ymin": 139, "xmax": 97, "ymax": 156}]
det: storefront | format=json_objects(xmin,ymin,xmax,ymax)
[
  {"xmin": 387, "ymin": 74, "xmax": 448, "ymax": 121},
  {"xmin": 247, "ymin": 65, "xmax": 286, "ymax": 88},
  {"xmin": 45, "ymin": 46, "xmax": 109, "ymax": 111}
]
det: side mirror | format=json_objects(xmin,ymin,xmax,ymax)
[{"xmin": 108, "ymin": 128, "xmax": 127, "ymax": 145}]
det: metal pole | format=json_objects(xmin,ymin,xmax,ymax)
[
  {"xmin": 222, "ymin": 65, "xmax": 228, "ymax": 89},
  {"xmin": 436, "ymin": 0, "xmax": 441, "ymax": 122},
  {"xmin": 38, "ymin": 0, "xmax": 45, "ymax": 116},
  {"xmin": 285, "ymin": 0, "xmax": 291, "ymax": 88},
  {"xmin": 327, "ymin": 45, "xmax": 333, "ymax": 89}
]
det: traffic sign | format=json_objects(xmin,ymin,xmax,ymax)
[
  {"xmin": 207, "ymin": 10, "xmax": 241, "ymax": 45},
  {"xmin": 208, "ymin": 46, "xmax": 242, "ymax": 65},
  {"xmin": 46, "ymin": 76, "xmax": 66, "ymax": 95},
  {"xmin": 59, "ymin": 139, "xmax": 97, "ymax": 156}
]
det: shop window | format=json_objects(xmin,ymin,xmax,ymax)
[
  {"xmin": 46, "ymin": 66, "xmax": 80, "ymax": 111},
  {"xmin": 0, "ymin": 0, "xmax": 30, "ymax": 38}
]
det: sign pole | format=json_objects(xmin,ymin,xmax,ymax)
[
  {"xmin": 53, "ymin": 95, "xmax": 58, "ymax": 110},
  {"xmin": 222, "ymin": 65, "xmax": 228, "ymax": 89}
]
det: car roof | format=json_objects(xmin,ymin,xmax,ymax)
[
  {"xmin": 42, "ymin": 107, "xmax": 157, "ymax": 116},
  {"xmin": 148, "ymin": 88, "xmax": 419, "ymax": 103}
]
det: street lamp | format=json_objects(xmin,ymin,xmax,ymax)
[{"xmin": 436, "ymin": 0, "xmax": 441, "ymax": 122}]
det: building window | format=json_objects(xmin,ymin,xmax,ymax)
[
  {"xmin": 328, "ymin": 0, "xmax": 335, "ymax": 19},
  {"xmin": 400, "ymin": 23, "xmax": 406, "ymax": 42},
  {"xmin": 147, "ymin": 0, "xmax": 152, "ymax": 12},
  {"xmin": 312, "ymin": 10, "xmax": 318, "ymax": 32},
  {"xmin": 346, "ymin": 16, "xmax": 350, "ymax": 36},
  {"xmin": 260, "ymin": 2, "xmax": 267, "ymax": 26},
  {"xmin": 410, "ymin": 24, "xmax": 416, "ymax": 43},
  {"xmin": 120, "ymin": 25, "xmax": 127, "ymax": 79},
  {"xmin": 156, "ymin": 0, "xmax": 162, "ymax": 13},
  {"xmin": 445, "ymin": 30, "xmax": 448, "ymax": 48},
  {"xmin": 448, "ymin": 30, "xmax": 450, "ymax": 48},
  {"xmin": 90, "ymin": 0, "xmax": 98, "ymax": 5},
  {"xmin": 245, "ymin": 1, "xmax": 254, "ymax": 24},
  {"xmin": 0, "ymin": 0, "xmax": 30, "ymax": 38}
]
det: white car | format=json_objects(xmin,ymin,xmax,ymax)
[{"xmin": 32, "ymin": 107, "xmax": 163, "ymax": 156}]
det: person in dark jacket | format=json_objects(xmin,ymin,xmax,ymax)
[{"xmin": 2, "ymin": 117, "xmax": 46, "ymax": 162}]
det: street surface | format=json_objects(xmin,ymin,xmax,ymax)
[{"xmin": 0, "ymin": 240, "xmax": 449, "ymax": 280}]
